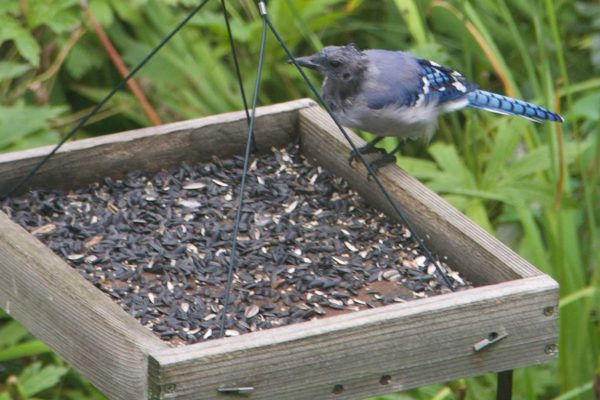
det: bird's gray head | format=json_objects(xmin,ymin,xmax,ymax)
[{"xmin": 293, "ymin": 44, "xmax": 367, "ymax": 83}]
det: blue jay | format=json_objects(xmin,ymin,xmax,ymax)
[{"xmin": 293, "ymin": 44, "xmax": 563, "ymax": 169}]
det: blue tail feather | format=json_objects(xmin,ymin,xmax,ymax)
[{"xmin": 467, "ymin": 90, "xmax": 563, "ymax": 123}]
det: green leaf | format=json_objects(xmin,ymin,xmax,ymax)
[
  {"xmin": 45, "ymin": 11, "xmax": 80, "ymax": 33},
  {"xmin": 0, "ymin": 320, "xmax": 29, "ymax": 348},
  {"xmin": 107, "ymin": 0, "xmax": 147, "ymax": 23},
  {"xmin": 515, "ymin": 203, "xmax": 550, "ymax": 273},
  {"xmin": 64, "ymin": 36, "xmax": 107, "ymax": 79},
  {"xmin": 12, "ymin": 28, "xmax": 41, "ymax": 67},
  {"xmin": 498, "ymin": 183, "xmax": 556, "ymax": 206},
  {"xmin": 393, "ymin": 0, "xmax": 427, "ymax": 45},
  {"xmin": 0, "ymin": 340, "xmax": 51, "ymax": 362},
  {"xmin": 19, "ymin": 362, "xmax": 69, "ymax": 397},
  {"xmin": 395, "ymin": 155, "xmax": 440, "ymax": 180},
  {"xmin": 462, "ymin": 2, "xmax": 520, "ymax": 96},
  {"xmin": 0, "ymin": 2, "xmax": 20, "ymax": 14},
  {"xmin": 27, "ymin": 0, "xmax": 79, "ymax": 31},
  {"xmin": 423, "ymin": 143, "xmax": 479, "ymax": 197},
  {"xmin": 0, "ymin": 61, "xmax": 30, "ymax": 82},
  {"xmin": 482, "ymin": 119, "xmax": 522, "ymax": 185},
  {"xmin": 428, "ymin": 142, "xmax": 475, "ymax": 186},
  {"xmin": 69, "ymin": 84, "xmax": 149, "ymax": 125},
  {"xmin": 464, "ymin": 199, "xmax": 494, "ymax": 233},
  {"xmin": 2, "ymin": 129, "xmax": 61, "ymax": 152},
  {"xmin": 552, "ymin": 381, "xmax": 595, "ymax": 399},
  {"xmin": 434, "ymin": 187, "xmax": 510, "ymax": 203},
  {"xmin": 504, "ymin": 145, "xmax": 552, "ymax": 179},
  {"xmin": 89, "ymin": 0, "xmax": 115, "ymax": 27},
  {"xmin": 568, "ymin": 92, "xmax": 600, "ymax": 121},
  {"xmin": 0, "ymin": 103, "xmax": 67, "ymax": 149},
  {"xmin": 560, "ymin": 286, "xmax": 597, "ymax": 309},
  {"xmin": 0, "ymin": 17, "xmax": 40, "ymax": 67},
  {"xmin": 441, "ymin": 194, "xmax": 470, "ymax": 211}
]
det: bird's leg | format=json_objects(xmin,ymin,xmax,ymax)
[
  {"xmin": 366, "ymin": 142, "xmax": 402, "ymax": 177},
  {"xmin": 348, "ymin": 136, "xmax": 386, "ymax": 166}
]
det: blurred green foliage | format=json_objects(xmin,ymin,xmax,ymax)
[{"xmin": 0, "ymin": 0, "xmax": 598, "ymax": 399}]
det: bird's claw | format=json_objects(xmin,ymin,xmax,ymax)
[
  {"xmin": 365, "ymin": 153, "xmax": 397, "ymax": 180},
  {"xmin": 348, "ymin": 142, "xmax": 386, "ymax": 167}
]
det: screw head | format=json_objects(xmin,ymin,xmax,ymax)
[
  {"xmin": 544, "ymin": 344, "xmax": 558, "ymax": 355},
  {"xmin": 543, "ymin": 306, "xmax": 555, "ymax": 316},
  {"xmin": 164, "ymin": 384, "xmax": 176, "ymax": 394},
  {"xmin": 332, "ymin": 384, "xmax": 344, "ymax": 394}
]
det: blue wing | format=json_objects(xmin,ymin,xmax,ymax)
[
  {"xmin": 362, "ymin": 52, "xmax": 477, "ymax": 110},
  {"xmin": 415, "ymin": 59, "xmax": 477, "ymax": 106},
  {"xmin": 361, "ymin": 50, "xmax": 427, "ymax": 110}
]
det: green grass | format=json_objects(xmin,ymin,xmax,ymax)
[{"xmin": 0, "ymin": 0, "xmax": 598, "ymax": 399}]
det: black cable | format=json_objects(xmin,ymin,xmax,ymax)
[
  {"xmin": 0, "ymin": 0, "xmax": 211, "ymax": 200},
  {"xmin": 264, "ymin": 16, "xmax": 455, "ymax": 291},
  {"xmin": 218, "ymin": 12, "xmax": 268, "ymax": 338},
  {"xmin": 221, "ymin": 0, "xmax": 255, "ymax": 151},
  {"xmin": 220, "ymin": 0, "xmax": 250, "ymax": 123}
]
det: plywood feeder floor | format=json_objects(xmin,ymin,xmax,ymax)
[{"xmin": 0, "ymin": 100, "xmax": 558, "ymax": 400}]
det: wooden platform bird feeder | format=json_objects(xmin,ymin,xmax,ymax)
[{"xmin": 0, "ymin": 99, "xmax": 558, "ymax": 399}]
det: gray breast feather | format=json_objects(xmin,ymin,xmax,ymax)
[{"xmin": 336, "ymin": 100, "xmax": 440, "ymax": 140}]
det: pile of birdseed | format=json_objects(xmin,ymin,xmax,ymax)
[{"xmin": 2, "ymin": 144, "xmax": 470, "ymax": 345}]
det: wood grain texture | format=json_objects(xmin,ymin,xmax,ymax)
[
  {"xmin": 0, "ymin": 212, "xmax": 167, "ymax": 399},
  {"xmin": 0, "ymin": 99, "xmax": 315, "ymax": 195},
  {"xmin": 148, "ymin": 276, "xmax": 558, "ymax": 400},
  {"xmin": 298, "ymin": 106, "xmax": 541, "ymax": 285}
]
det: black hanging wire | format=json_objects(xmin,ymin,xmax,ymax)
[
  {"xmin": 263, "ymin": 16, "xmax": 455, "ymax": 291},
  {"xmin": 0, "ymin": 0, "xmax": 211, "ymax": 200},
  {"xmin": 220, "ymin": 0, "xmax": 250, "ymax": 124},
  {"xmin": 218, "ymin": 6, "xmax": 268, "ymax": 338}
]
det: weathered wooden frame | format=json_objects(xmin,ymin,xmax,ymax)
[{"xmin": 0, "ymin": 99, "xmax": 558, "ymax": 400}]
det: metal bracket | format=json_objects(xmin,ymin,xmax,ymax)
[
  {"xmin": 473, "ymin": 331, "xmax": 508, "ymax": 352},
  {"xmin": 218, "ymin": 386, "xmax": 255, "ymax": 395}
]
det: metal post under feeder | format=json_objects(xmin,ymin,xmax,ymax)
[{"xmin": 0, "ymin": 100, "xmax": 558, "ymax": 400}]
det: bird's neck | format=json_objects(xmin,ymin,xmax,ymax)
[{"xmin": 322, "ymin": 75, "xmax": 363, "ymax": 112}]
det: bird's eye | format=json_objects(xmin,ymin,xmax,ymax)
[{"xmin": 330, "ymin": 60, "xmax": 341, "ymax": 68}]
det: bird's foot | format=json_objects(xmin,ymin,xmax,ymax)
[
  {"xmin": 365, "ymin": 153, "xmax": 397, "ymax": 180},
  {"xmin": 348, "ymin": 137, "xmax": 386, "ymax": 166}
]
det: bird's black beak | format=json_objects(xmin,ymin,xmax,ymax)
[{"xmin": 288, "ymin": 55, "xmax": 320, "ymax": 71}]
